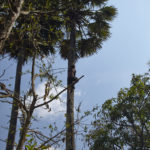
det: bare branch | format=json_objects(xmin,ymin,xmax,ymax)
[
  {"xmin": 34, "ymin": 75, "xmax": 84, "ymax": 109},
  {"xmin": 37, "ymin": 128, "xmax": 66, "ymax": 149},
  {"xmin": 0, "ymin": 82, "xmax": 28, "ymax": 112},
  {"xmin": 0, "ymin": 99, "xmax": 13, "ymax": 104},
  {"xmin": 0, "ymin": 69, "xmax": 6, "ymax": 78},
  {"xmin": 0, "ymin": 138, "xmax": 7, "ymax": 143},
  {"xmin": 0, "ymin": 92, "xmax": 12, "ymax": 98}
]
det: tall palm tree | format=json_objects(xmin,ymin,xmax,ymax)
[
  {"xmin": 59, "ymin": 0, "xmax": 117, "ymax": 149},
  {"xmin": 4, "ymin": 1, "xmax": 63, "ymax": 149}
]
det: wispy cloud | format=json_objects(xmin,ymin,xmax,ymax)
[{"xmin": 75, "ymin": 90, "xmax": 82, "ymax": 97}]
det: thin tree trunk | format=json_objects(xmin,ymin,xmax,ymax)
[
  {"xmin": 17, "ymin": 56, "xmax": 36, "ymax": 150},
  {"xmin": 66, "ymin": 21, "xmax": 76, "ymax": 150},
  {"xmin": 16, "ymin": 114, "xmax": 31, "ymax": 150},
  {"xmin": 16, "ymin": 102, "xmax": 35, "ymax": 150},
  {"xmin": 0, "ymin": 0, "xmax": 24, "ymax": 53},
  {"xmin": 6, "ymin": 53, "xmax": 23, "ymax": 150}
]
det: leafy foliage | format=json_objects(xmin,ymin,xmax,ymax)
[
  {"xmin": 3, "ymin": 0, "xmax": 64, "ymax": 62},
  {"xmin": 59, "ymin": 0, "xmax": 117, "ymax": 60},
  {"xmin": 87, "ymin": 73, "xmax": 150, "ymax": 150}
]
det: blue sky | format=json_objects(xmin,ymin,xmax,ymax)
[
  {"xmin": 55, "ymin": 0, "xmax": 150, "ymax": 110},
  {"xmin": 1, "ymin": 0, "xmax": 150, "ymax": 149}
]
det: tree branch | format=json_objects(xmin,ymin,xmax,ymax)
[
  {"xmin": 0, "ymin": 0, "xmax": 24, "ymax": 52},
  {"xmin": 34, "ymin": 75, "xmax": 84, "ymax": 109}
]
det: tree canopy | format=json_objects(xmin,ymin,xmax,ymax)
[
  {"xmin": 59, "ymin": 0, "xmax": 117, "ymax": 60},
  {"xmin": 0, "ymin": 0, "xmax": 118, "ymax": 150},
  {"xmin": 3, "ymin": 0, "xmax": 64, "ymax": 61},
  {"xmin": 87, "ymin": 73, "xmax": 150, "ymax": 150}
]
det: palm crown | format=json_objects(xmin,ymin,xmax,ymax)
[
  {"xmin": 59, "ymin": 0, "xmax": 117, "ymax": 60},
  {"xmin": 3, "ymin": 0, "xmax": 63, "ymax": 62}
]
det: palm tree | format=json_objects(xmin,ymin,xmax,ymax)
[
  {"xmin": 4, "ymin": 1, "xmax": 63, "ymax": 149},
  {"xmin": 59, "ymin": 0, "xmax": 117, "ymax": 149}
]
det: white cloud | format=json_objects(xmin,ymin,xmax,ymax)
[
  {"xmin": 34, "ymin": 82, "xmax": 66, "ymax": 118},
  {"xmin": 75, "ymin": 90, "xmax": 82, "ymax": 97},
  {"xmin": 33, "ymin": 82, "xmax": 82, "ymax": 119}
]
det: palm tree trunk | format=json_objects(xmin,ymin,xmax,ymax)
[
  {"xmin": 6, "ymin": 54, "xmax": 23, "ymax": 150},
  {"xmin": 66, "ymin": 21, "xmax": 76, "ymax": 150}
]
